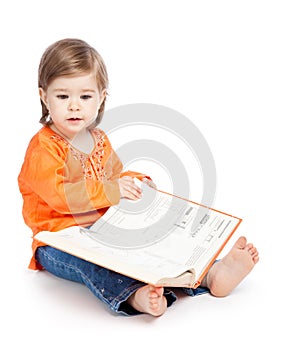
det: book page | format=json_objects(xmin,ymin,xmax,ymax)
[
  {"xmin": 80, "ymin": 181, "xmax": 241, "ymax": 280},
  {"xmin": 86, "ymin": 181, "xmax": 190, "ymax": 249}
]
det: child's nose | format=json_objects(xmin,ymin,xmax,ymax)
[{"xmin": 68, "ymin": 100, "xmax": 81, "ymax": 111}]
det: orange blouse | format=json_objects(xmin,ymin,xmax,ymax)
[{"xmin": 18, "ymin": 126, "xmax": 148, "ymax": 270}]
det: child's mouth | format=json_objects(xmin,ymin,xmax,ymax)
[{"xmin": 68, "ymin": 117, "xmax": 82, "ymax": 122}]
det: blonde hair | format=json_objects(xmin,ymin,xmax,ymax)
[{"xmin": 38, "ymin": 38, "xmax": 108, "ymax": 126}]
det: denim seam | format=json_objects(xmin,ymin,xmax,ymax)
[{"xmin": 109, "ymin": 282, "xmax": 145, "ymax": 312}]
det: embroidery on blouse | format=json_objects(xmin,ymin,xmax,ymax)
[
  {"xmin": 91, "ymin": 128, "xmax": 107, "ymax": 180},
  {"xmin": 50, "ymin": 129, "xmax": 107, "ymax": 180}
]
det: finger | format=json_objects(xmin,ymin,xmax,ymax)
[
  {"xmin": 127, "ymin": 186, "xmax": 142, "ymax": 200},
  {"xmin": 142, "ymin": 178, "xmax": 157, "ymax": 189}
]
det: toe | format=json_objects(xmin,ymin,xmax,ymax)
[{"xmin": 234, "ymin": 236, "xmax": 247, "ymax": 249}]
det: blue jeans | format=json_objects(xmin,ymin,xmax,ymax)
[{"xmin": 36, "ymin": 246, "xmax": 210, "ymax": 316}]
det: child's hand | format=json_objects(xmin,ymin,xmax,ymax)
[{"xmin": 119, "ymin": 176, "xmax": 142, "ymax": 200}]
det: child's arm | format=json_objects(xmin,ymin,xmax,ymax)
[{"xmin": 19, "ymin": 146, "xmax": 121, "ymax": 215}]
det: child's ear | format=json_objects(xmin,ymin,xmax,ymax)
[
  {"xmin": 39, "ymin": 88, "xmax": 49, "ymax": 108},
  {"xmin": 99, "ymin": 89, "xmax": 107, "ymax": 105}
]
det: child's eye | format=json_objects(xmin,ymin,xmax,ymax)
[
  {"xmin": 57, "ymin": 94, "xmax": 69, "ymax": 99},
  {"xmin": 80, "ymin": 95, "xmax": 92, "ymax": 100}
]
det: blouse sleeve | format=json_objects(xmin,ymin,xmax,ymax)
[{"xmin": 19, "ymin": 141, "xmax": 121, "ymax": 216}]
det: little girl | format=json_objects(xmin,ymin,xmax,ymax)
[{"xmin": 18, "ymin": 38, "xmax": 259, "ymax": 316}]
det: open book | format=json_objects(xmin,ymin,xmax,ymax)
[{"xmin": 35, "ymin": 180, "xmax": 242, "ymax": 288}]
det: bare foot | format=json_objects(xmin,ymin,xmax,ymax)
[
  {"xmin": 203, "ymin": 236, "xmax": 259, "ymax": 297},
  {"xmin": 127, "ymin": 285, "xmax": 167, "ymax": 316}
]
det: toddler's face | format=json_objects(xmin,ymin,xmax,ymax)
[{"xmin": 39, "ymin": 72, "xmax": 105, "ymax": 140}]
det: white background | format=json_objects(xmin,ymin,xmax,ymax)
[{"xmin": 1, "ymin": 1, "xmax": 281, "ymax": 349}]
